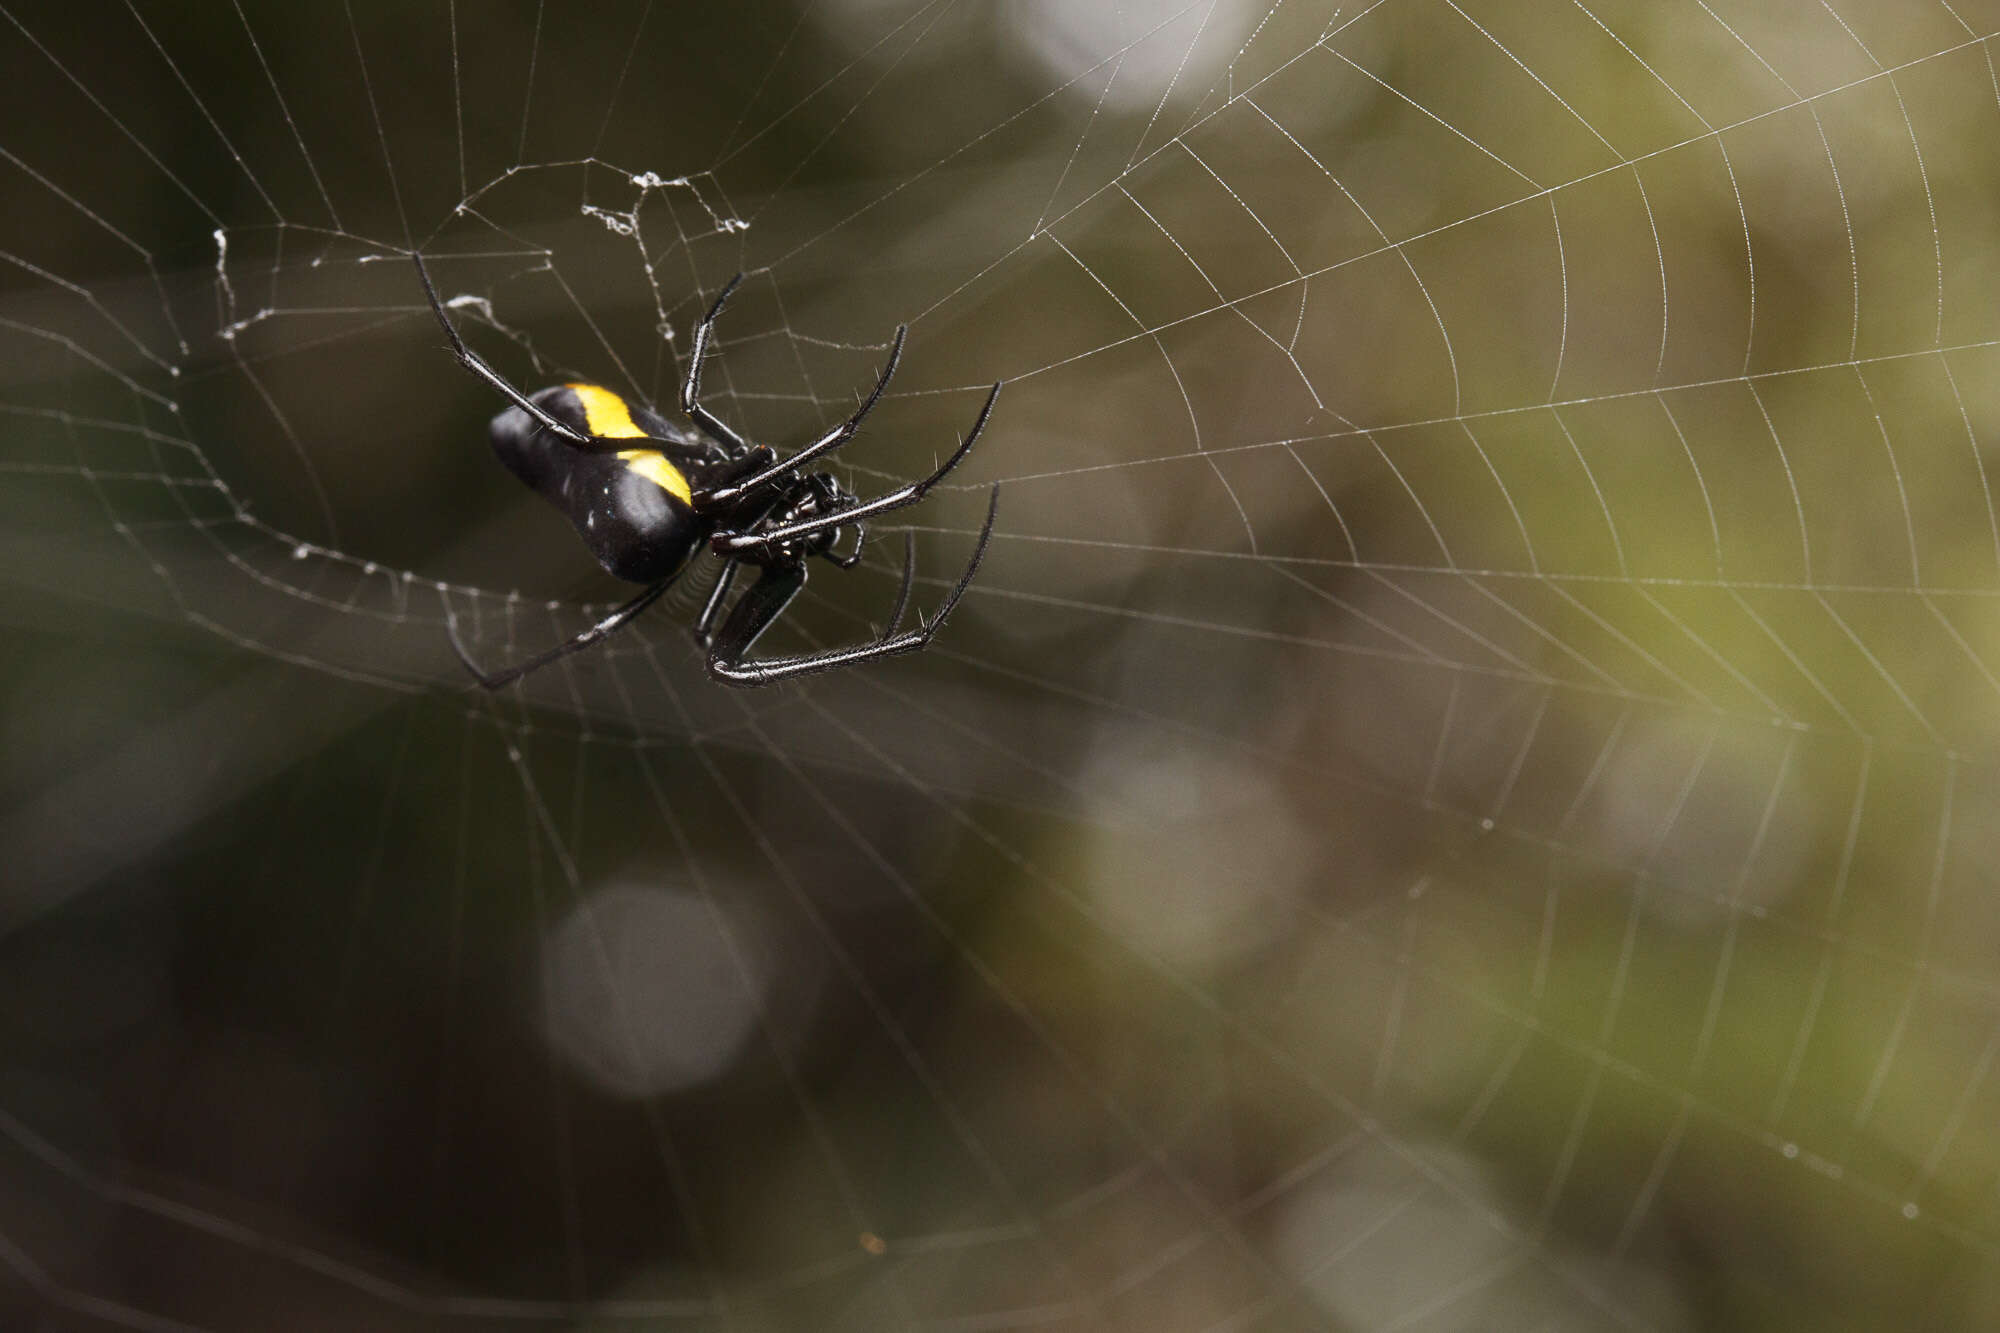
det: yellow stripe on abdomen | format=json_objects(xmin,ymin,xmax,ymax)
[
  {"xmin": 615, "ymin": 449, "xmax": 693, "ymax": 504},
  {"xmin": 562, "ymin": 383, "xmax": 694, "ymax": 504},
  {"xmin": 564, "ymin": 382, "xmax": 649, "ymax": 439}
]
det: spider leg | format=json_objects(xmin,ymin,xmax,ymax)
[
  {"xmin": 700, "ymin": 528, "xmax": 903, "ymax": 654},
  {"xmin": 681, "ymin": 273, "xmax": 754, "ymax": 455},
  {"xmin": 879, "ymin": 530, "xmax": 917, "ymax": 634},
  {"xmin": 707, "ymin": 488, "xmax": 996, "ymax": 688},
  {"xmin": 713, "ymin": 383, "xmax": 1000, "ymax": 556},
  {"xmin": 412, "ymin": 253, "xmax": 598, "ymax": 450},
  {"xmin": 822, "ymin": 517, "xmax": 869, "ymax": 570},
  {"xmin": 694, "ymin": 322, "xmax": 909, "ymax": 508},
  {"xmin": 691, "ymin": 558, "xmax": 743, "ymax": 648},
  {"xmin": 703, "ymin": 563, "xmax": 806, "ymax": 685},
  {"xmin": 449, "ymin": 577, "xmax": 675, "ymax": 690}
]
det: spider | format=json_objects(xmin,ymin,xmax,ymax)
[{"xmin": 414, "ymin": 254, "xmax": 1000, "ymax": 688}]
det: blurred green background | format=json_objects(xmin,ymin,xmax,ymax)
[{"xmin": 6, "ymin": 1, "xmax": 2000, "ymax": 1329}]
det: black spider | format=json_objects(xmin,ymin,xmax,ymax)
[{"xmin": 415, "ymin": 255, "xmax": 999, "ymax": 688}]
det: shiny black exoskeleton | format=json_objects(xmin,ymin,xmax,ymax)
[
  {"xmin": 487, "ymin": 384, "xmax": 707, "ymax": 584},
  {"xmin": 416, "ymin": 254, "xmax": 1000, "ymax": 688}
]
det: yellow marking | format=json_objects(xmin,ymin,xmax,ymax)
[
  {"xmin": 564, "ymin": 382, "xmax": 649, "ymax": 439},
  {"xmin": 616, "ymin": 449, "xmax": 693, "ymax": 504},
  {"xmin": 563, "ymin": 383, "xmax": 693, "ymax": 504}
]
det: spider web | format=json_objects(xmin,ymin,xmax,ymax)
[{"xmin": 5, "ymin": 0, "xmax": 2000, "ymax": 1328}]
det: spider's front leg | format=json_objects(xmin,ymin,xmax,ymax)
[
  {"xmin": 704, "ymin": 563, "xmax": 810, "ymax": 686},
  {"xmin": 710, "ymin": 383, "xmax": 1001, "ymax": 558},
  {"xmin": 683, "ymin": 270, "xmax": 911, "ymax": 508},
  {"xmin": 691, "ymin": 559, "xmax": 743, "ymax": 649},
  {"xmin": 704, "ymin": 491, "xmax": 995, "ymax": 688}
]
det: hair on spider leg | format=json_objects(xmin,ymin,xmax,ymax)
[{"xmin": 414, "ymin": 251, "xmax": 1001, "ymax": 689}]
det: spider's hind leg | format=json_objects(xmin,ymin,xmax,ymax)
[{"xmin": 449, "ymin": 578, "xmax": 676, "ymax": 690}]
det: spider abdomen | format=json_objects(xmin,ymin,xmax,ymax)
[
  {"xmin": 571, "ymin": 452, "xmax": 704, "ymax": 583},
  {"xmin": 490, "ymin": 385, "xmax": 705, "ymax": 585}
]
